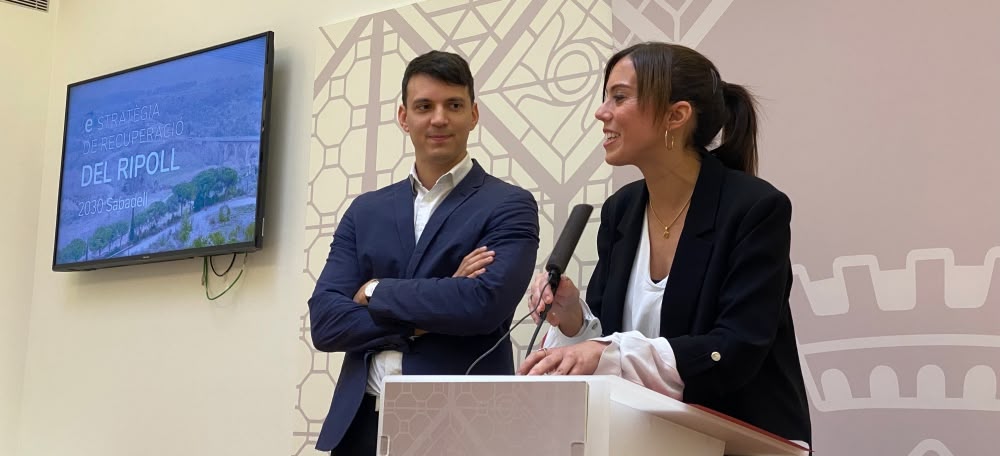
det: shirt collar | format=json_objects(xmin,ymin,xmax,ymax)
[{"xmin": 409, "ymin": 153, "xmax": 474, "ymax": 193}]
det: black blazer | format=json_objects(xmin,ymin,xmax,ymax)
[{"xmin": 588, "ymin": 152, "xmax": 811, "ymax": 444}]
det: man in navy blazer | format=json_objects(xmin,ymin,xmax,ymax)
[{"xmin": 308, "ymin": 50, "xmax": 539, "ymax": 455}]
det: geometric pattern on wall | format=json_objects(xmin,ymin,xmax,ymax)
[
  {"xmin": 298, "ymin": 0, "xmax": 613, "ymax": 453},
  {"xmin": 611, "ymin": 0, "xmax": 734, "ymax": 48}
]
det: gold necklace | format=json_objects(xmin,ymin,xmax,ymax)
[{"xmin": 648, "ymin": 196, "xmax": 691, "ymax": 239}]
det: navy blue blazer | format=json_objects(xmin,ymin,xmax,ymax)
[
  {"xmin": 308, "ymin": 160, "xmax": 539, "ymax": 451},
  {"xmin": 588, "ymin": 152, "xmax": 811, "ymax": 444}
]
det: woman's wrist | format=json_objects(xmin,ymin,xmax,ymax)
[{"xmin": 557, "ymin": 305, "xmax": 585, "ymax": 337}]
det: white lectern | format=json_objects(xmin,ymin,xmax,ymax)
[{"xmin": 377, "ymin": 375, "xmax": 808, "ymax": 456}]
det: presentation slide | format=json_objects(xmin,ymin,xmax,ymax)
[{"xmin": 55, "ymin": 36, "xmax": 267, "ymax": 266}]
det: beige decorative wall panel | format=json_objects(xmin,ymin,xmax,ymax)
[{"xmin": 299, "ymin": 1, "xmax": 612, "ymax": 453}]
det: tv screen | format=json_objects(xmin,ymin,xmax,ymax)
[{"xmin": 53, "ymin": 32, "xmax": 274, "ymax": 271}]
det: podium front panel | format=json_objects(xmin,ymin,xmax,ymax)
[{"xmin": 379, "ymin": 379, "xmax": 588, "ymax": 456}]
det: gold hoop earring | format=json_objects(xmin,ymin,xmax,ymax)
[{"xmin": 665, "ymin": 130, "xmax": 674, "ymax": 150}]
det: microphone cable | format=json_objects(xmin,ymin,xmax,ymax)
[
  {"xmin": 524, "ymin": 270, "xmax": 559, "ymax": 357},
  {"xmin": 464, "ymin": 279, "xmax": 552, "ymax": 375}
]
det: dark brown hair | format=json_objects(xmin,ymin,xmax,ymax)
[
  {"xmin": 401, "ymin": 50, "xmax": 475, "ymax": 106},
  {"xmin": 604, "ymin": 42, "xmax": 759, "ymax": 175}
]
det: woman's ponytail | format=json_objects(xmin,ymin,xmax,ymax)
[{"xmin": 713, "ymin": 82, "xmax": 759, "ymax": 176}]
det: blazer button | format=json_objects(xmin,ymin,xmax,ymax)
[{"xmin": 710, "ymin": 351, "xmax": 722, "ymax": 362}]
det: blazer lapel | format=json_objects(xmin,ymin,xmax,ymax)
[
  {"xmin": 659, "ymin": 152, "xmax": 724, "ymax": 337},
  {"xmin": 393, "ymin": 180, "xmax": 416, "ymax": 274},
  {"xmin": 601, "ymin": 184, "xmax": 646, "ymax": 334},
  {"xmin": 404, "ymin": 160, "xmax": 486, "ymax": 277}
]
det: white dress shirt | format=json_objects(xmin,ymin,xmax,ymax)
[{"xmin": 365, "ymin": 153, "xmax": 474, "ymax": 397}]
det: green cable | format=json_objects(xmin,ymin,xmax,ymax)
[{"xmin": 202, "ymin": 253, "xmax": 247, "ymax": 300}]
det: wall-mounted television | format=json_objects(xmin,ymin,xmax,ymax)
[{"xmin": 52, "ymin": 31, "xmax": 274, "ymax": 271}]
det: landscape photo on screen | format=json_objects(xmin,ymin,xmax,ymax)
[{"xmin": 55, "ymin": 36, "xmax": 267, "ymax": 266}]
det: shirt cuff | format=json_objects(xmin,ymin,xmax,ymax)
[
  {"xmin": 593, "ymin": 331, "xmax": 685, "ymax": 401},
  {"xmin": 542, "ymin": 297, "xmax": 602, "ymax": 348}
]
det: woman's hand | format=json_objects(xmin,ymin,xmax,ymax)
[
  {"xmin": 517, "ymin": 340, "xmax": 608, "ymax": 376},
  {"xmin": 527, "ymin": 271, "xmax": 585, "ymax": 336}
]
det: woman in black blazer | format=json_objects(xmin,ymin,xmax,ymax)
[{"xmin": 518, "ymin": 42, "xmax": 811, "ymax": 445}]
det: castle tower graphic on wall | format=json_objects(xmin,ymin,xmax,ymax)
[{"xmin": 791, "ymin": 247, "xmax": 1000, "ymax": 455}]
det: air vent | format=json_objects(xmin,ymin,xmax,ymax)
[{"xmin": 3, "ymin": 0, "xmax": 48, "ymax": 12}]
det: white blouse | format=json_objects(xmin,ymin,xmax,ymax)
[{"xmin": 543, "ymin": 209, "xmax": 685, "ymax": 400}]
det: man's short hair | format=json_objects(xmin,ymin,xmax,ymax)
[{"xmin": 401, "ymin": 50, "xmax": 475, "ymax": 105}]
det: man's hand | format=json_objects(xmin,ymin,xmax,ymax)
[
  {"xmin": 355, "ymin": 280, "xmax": 429, "ymax": 335},
  {"xmin": 353, "ymin": 279, "xmax": 378, "ymax": 305},
  {"xmin": 453, "ymin": 246, "xmax": 494, "ymax": 278},
  {"xmin": 354, "ymin": 246, "xmax": 492, "ymax": 330}
]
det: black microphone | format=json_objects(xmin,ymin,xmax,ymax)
[
  {"xmin": 526, "ymin": 204, "xmax": 593, "ymax": 354},
  {"xmin": 542, "ymin": 203, "xmax": 593, "ymax": 315}
]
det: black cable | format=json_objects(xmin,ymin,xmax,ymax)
[
  {"xmin": 464, "ymin": 281, "xmax": 551, "ymax": 375},
  {"xmin": 209, "ymin": 253, "xmax": 238, "ymax": 276},
  {"xmin": 202, "ymin": 253, "xmax": 247, "ymax": 300},
  {"xmin": 524, "ymin": 270, "xmax": 559, "ymax": 358}
]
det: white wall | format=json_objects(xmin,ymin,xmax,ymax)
[
  {"xmin": 0, "ymin": 3, "xmax": 54, "ymax": 456},
  {"xmin": 16, "ymin": 1, "xmax": 414, "ymax": 455}
]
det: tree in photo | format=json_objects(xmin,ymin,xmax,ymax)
[
  {"xmin": 59, "ymin": 238, "xmax": 88, "ymax": 263},
  {"xmin": 209, "ymin": 231, "xmax": 226, "ymax": 246},
  {"xmin": 177, "ymin": 214, "xmax": 193, "ymax": 244}
]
